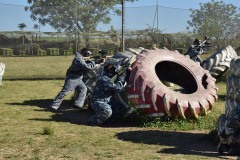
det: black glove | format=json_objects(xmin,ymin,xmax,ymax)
[
  {"xmin": 86, "ymin": 60, "xmax": 95, "ymax": 67},
  {"xmin": 125, "ymin": 68, "xmax": 131, "ymax": 82},
  {"xmin": 86, "ymin": 60, "xmax": 92, "ymax": 63}
]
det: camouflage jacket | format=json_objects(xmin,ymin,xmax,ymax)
[
  {"xmin": 90, "ymin": 74, "xmax": 125, "ymax": 103},
  {"xmin": 66, "ymin": 52, "xmax": 95, "ymax": 79}
]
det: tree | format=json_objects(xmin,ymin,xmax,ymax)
[
  {"xmin": 135, "ymin": 25, "xmax": 162, "ymax": 47},
  {"xmin": 187, "ymin": 0, "xmax": 240, "ymax": 47},
  {"xmin": 108, "ymin": 26, "xmax": 119, "ymax": 46},
  {"xmin": 25, "ymin": 0, "xmax": 137, "ymax": 48},
  {"xmin": 18, "ymin": 23, "xmax": 27, "ymax": 44}
]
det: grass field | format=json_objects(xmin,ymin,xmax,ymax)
[{"xmin": 0, "ymin": 55, "xmax": 236, "ymax": 159}]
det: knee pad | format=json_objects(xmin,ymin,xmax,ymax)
[{"xmin": 103, "ymin": 108, "xmax": 112, "ymax": 118}]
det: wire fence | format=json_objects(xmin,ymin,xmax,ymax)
[{"xmin": 0, "ymin": 3, "xmax": 239, "ymax": 56}]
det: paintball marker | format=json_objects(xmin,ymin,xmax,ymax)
[
  {"xmin": 110, "ymin": 47, "xmax": 145, "ymax": 82},
  {"xmin": 111, "ymin": 55, "xmax": 137, "ymax": 82},
  {"xmin": 83, "ymin": 49, "xmax": 112, "ymax": 64},
  {"xmin": 186, "ymin": 35, "xmax": 214, "ymax": 63}
]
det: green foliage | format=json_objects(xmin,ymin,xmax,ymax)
[
  {"xmin": 18, "ymin": 23, "xmax": 27, "ymax": 31},
  {"xmin": 25, "ymin": 0, "xmax": 137, "ymax": 47},
  {"xmin": 187, "ymin": 0, "xmax": 240, "ymax": 47},
  {"xmin": 18, "ymin": 23, "xmax": 27, "ymax": 44},
  {"xmin": 0, "ymin": 34, "xmax": 23, "ymax": 45},
  {"xmin": 142, "ymin": 116, "xmax": 218, "ymax": 131},
  {"xmin": 130, "ymin": 82, "xmax": 226, "ymax": 131}
]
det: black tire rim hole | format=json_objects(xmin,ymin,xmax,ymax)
[{"xmin": 155, "ymin": 61, "xmax": 198, "ymax": 94}]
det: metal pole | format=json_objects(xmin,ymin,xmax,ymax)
[
  {"xmin": 75, "ymin": 0, "xmax": 78, "ymax": 52},
  {"xmin": 122, "ymin": 0, "xmax": 125, "ymax": 52},
  {"xmin": 31, "ymin": 32, "xmax": 33, "ymax": 55}
]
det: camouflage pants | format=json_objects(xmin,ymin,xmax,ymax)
[
  {"xmin": 89, "ymin": 98, "xmax": 126, "ymax": 125},
  {"xmin": 217, "ymin": 110, "xmax": 240, "ymax": 156},
  {"xmin": 89, "ymin": 100, "xmax": 113, "ymax": 125},
  {"xmin": 226, "ymin": 109, "xmax": 240, "ymax": 132},
  {"xmin": 51, "ymin": 77, "xmax": 87, "ymax": 109}
]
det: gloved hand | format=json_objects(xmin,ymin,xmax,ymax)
[
  {"xmin": 125, "ymin": 67, "xmax": 132, "ymax": 82},
  {"xmin": 117, "ymin": 72, "xmax": 126, "ymax": 84},
  {"xmin": 86, "ymin": 60, "xmax": 92, "ymax": 63}
]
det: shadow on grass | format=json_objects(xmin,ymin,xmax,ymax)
[
  {"xmin": 7, "ymin": 99, "xmax": 92, "ymax": 125},
  {"xmin": 7, "ymin": 99, "xmax": 136, "ymax": 127},
  {"xmin": 8, "ymin": 99, "xmax": 229, "ymax": 158},
  {"xmin": 116, "ymin": 130, "xmax": 229, "ymax": 158},
  {"xmin": 217, "ymin": 94, "xmax": 226, "ymax": 102}
]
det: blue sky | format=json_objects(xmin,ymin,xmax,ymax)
[
  {"xmin": 1, "ymin": 0, "xmax": 240, "ymax": 9},
  {"xmin": 0, "ymin": 0, "xmax": 240, "ymax": 33}
]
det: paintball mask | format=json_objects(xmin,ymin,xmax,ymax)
[{"xmin": 103, "ymin": 58, "xmax": 122, "ymax": 78}]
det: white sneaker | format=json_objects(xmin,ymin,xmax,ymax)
[{"xmin": 49, "ymin": 105, "xmax": 59, "ymax": 112}]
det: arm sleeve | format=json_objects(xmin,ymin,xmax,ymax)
[
  {"xmin": 74, "ymin": 58, "xmax": 95, "ymax": 71},
  {"xmin": 101, "ymin": 76, "xmax": 125, "ymax": 92}
]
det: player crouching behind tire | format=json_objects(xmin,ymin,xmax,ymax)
[{"xmin": 88, "ymin": 59, "xmax": 129, "ymax": 126}]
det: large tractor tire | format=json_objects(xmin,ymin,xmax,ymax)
[
  {"xmin": 201, "ymin": 45, "xmax": 237, "ymax": 78},
  {"xmin": 126, "ymin": 48, "xmax": 218, "ymax": 119}
]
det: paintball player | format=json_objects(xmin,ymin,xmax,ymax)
[
  {"xmin": 88, "ymin": 59, "xmax": 130, "ymax": 126},
  {"xmin": 186, "ymin": 38, "xmax": 204, "ymax": 63},
  {"xmin": 217, "ymin": 109, "xmax": 240, "ymax": 156},
  {"xmin": 50, "ymin": 48, "xmax": 95, "ymax": 111},
  {"xmin": 186, "ymin": 36, "xmax": 211, "ymax": 63}
]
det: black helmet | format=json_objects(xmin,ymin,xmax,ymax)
[
  {"xmin": 103, "ymin": 58, "xmax": 122, "ymax": 78},
  {"xmin": 193, "ymin": 38, "xmax": 201, "ymax": 45},
  {"xmin": 81, "ymin": 48, "xmax": 92, "ymax": 57}
]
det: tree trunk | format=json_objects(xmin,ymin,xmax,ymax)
[{"xmin": 22, "ymin": 31, "xmax": 25, "ymax": 44}]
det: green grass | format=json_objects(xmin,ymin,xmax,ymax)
[
  {"xmin": 0, "ymin": 56, "xmax": 229, "ymax": 159},
  {"xmin": 43, "ymin": 126, "xmax": 54, "ymax": 135},
  {"xmin": 1, "ymin": 56, "xmax": 72, "ymax": 80},
  {"xmin": 131, "ymin": 81, "xmax": 226, "ymax": 131}
]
